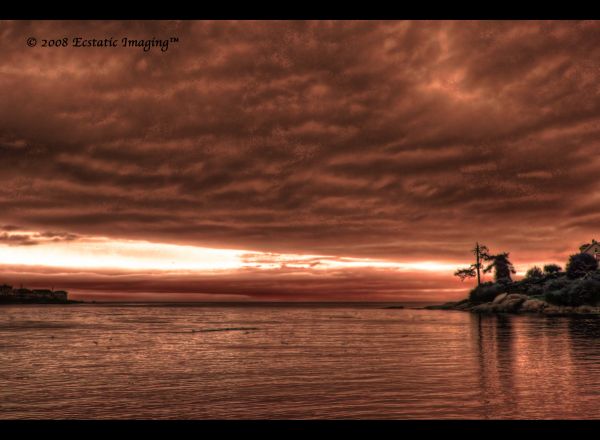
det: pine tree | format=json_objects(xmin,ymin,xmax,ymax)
[
  {"xmin": 454, "ymin": 242, "xmax": 489, "ymax": 286},
  {"xmin": 483, "ymin": 252, "xmax": 516, "ymax": 282}
]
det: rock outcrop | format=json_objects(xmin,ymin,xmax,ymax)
[
  {"xmin": 520, "ymin": 299, "xmax": 547, "ymax": 313},
  {"xmin": 492, "ymin": 293, "xmax": 508, "ymax": 304},
  {"xmin": 470, "ymin": 294, "xmax": 527, "ymax": 313},
  {"xmin": 427, "ymin": 294, "xmax": 600, "ymax": 315}
]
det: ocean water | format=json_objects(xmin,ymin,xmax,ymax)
[{"xmin": 1, "ymin": 303, "xmax": 600, "ymax": 419}]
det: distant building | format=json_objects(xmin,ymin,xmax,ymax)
[
  {"xmin": 14, "ymin": 288, "xmax": 33, "ymax": 298},
  {"xmin": 0, "ymin": 284, "xmax": 69, "ymax": 302},
  {"xmin": 32, "ymin": 289, "xmax": 53, "ymax": 298},
  {"xmin": 579, "ymin": 239, "xmax": 600, "ymax": 261},
  {"xmin": 52, "ymin": 291, "xmax": 68, "ymax": 300},
  {"xmin": 14, "ymin": 288, "xmax": 30, "ymax": 295}
]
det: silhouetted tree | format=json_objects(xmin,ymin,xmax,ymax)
[
  {"xmin": 483, "ymin": 252, "xmax": 516, "ymax": 283},
  {"xmin": 525, "ymin": 266, "xmax": 543, "ymax": 279},
  {"xmin": 543, "ymin": 264, "xmax": 562, "ymax": 275},
  {"xmin": 454, "ymin": 266, "xmax": 476, "ymax": 282},
  {"xmin": 566, "ymin": 253, "xmax": 598, "ymax": 279},
  {"xmin": 454, "ymin": 242, "xmax": 489, "ymax": 285}
]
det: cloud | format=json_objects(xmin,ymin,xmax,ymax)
[
  {"xmin": 0, "ymin": 228, "xmax": 79, "ymax": 246},
  {"xmin": 1, "ymin": 225, "xmax": 21, "ymax": 231},
  {"xmin": 0, "ymin": 232, "xmax": 38, "ymax": 246},
  {"xmin": 0, "ymin": 263, "xmax": 470, "ymax": 302},
  {"xmin": 1, "ymin": 21, "xmax": 599, "ymax": 299},
  {"xmin": 34, "ymin": 231, "xmax": 80, "ymax": 241}
]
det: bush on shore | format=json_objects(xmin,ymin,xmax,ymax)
[
  {"xmin": 566, "ymin": 253, "xmax": 599, "ymax": 279},
  {"xmin": 469, "ymin": 281, "xmax": 508, "ymax": 304},
  {"xmin": 467, "ymin": 270, "xmax": 600, "ymax": 307},
  {"xmin": 545, "ymin": 278, "xmax": 600, "ymax": 307}
]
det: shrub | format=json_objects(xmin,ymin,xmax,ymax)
[
  {"xmin": 527, "ymin": 284, "xmax": 544, "ymax": 297},
  {"xmin": 588, "ymin": 270, "xmax": 600, "ymax": 282},
  {"xmin": 503, "ymin": 279, "xmax": 524, "ymax": 294},
  {"xmin": 566, "ymin": 253, "xmax": 598, "ymax": 279},
  {"xmin": 543, "ymin": 264, "xmax": 562, "ymax": 275},
  {"xmin": 544, "ymin": 278, "xmax": 600, "ymax": 306},
  {"xmin": 525, "ymin": 266, "xmax": 544, "ymax": 279},
  {"xmin": 506, "ymin": 279, "xmax": 541, "ymax": 296},
  {"xmin": 544, "ymin": 277, "xmax": 569, "ymax": 292},
  {"xmin": 545, "ymin": 290, "xmax": 567, "ymax": 305},
  {"xmin": 469, "ymin": 282, "xmax": 506, "ymax": 304}
]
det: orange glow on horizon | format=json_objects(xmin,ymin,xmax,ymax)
[{"xmin": 0, "ymin": 229, "xmax": 464, "ymax": 275}]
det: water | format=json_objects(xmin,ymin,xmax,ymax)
[{"xmin": 1, "ymin": 303, "xmax": 600, "ymax": 419}]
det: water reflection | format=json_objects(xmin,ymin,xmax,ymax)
[
  {"xmin": 469, "ymin": 313, "xmax": 600, "ymax": 418},
  {"xmin": 472, "ymin": 314, "xmax": 517, "ymax": 418},
  {"xmin": 566, "ymin": 317, "xmax": 600, "ymax": 406},
  {"xmin": 2, "ymin": 305, "xmax": 600, "ymax": 419},
  {"xmin": 568, "ymin": 316, "xmax": 600, "ymax": 339}
]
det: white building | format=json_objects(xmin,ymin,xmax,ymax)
[{"xmin": 579, "ymin": 239, "xmax": 600, "ymax": 261}]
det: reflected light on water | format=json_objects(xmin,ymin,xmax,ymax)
[{"xmin": 1, "ymin": 305, "xmax": 600, "ymax": 419}]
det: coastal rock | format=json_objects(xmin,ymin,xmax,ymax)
[
  {"xmin": 504, "ymin": 294, "xmax": 528, "ymax": 302},
  {"xmin": 493, "ymin": 293, "xmax": 509, "ymax": 304},
  {"xmin": 455, "ymin": 301, "xmax": 473, "ymax": 310},
  {"xmin": 471, "ymin": 294, "xmax": 528, "ymax": 313},
  {"xmin": 555, "ymin": 305, "xmax": 599, "ymax": 315},
  {"xmin": 520, "ymin": 299, "xmax": 547, "ymax": 313},
  {"xmin": 543, "ymin": 305, "xmax": 567, "ymax": 316},
  {"xmin": 471, "ymin": 303, "xmax": 497, "ymax": 313},
  {"xmin": 496, "ymin": 294, "xmax": 527, "ymax": 312},
  {"xmin": 573, "ymin": 305, "xmax": 600, "ymax": 315},
  {"xmin": 432, "ymin": 287, "xmax": 600, "ymax": 315}
]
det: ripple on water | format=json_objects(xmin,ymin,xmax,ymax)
[{"xmin": 1, "ymin": 305, "xmax": 600, "ymax": 419}]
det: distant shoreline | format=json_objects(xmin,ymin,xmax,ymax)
[
  {"xmin": 0, "ymin": 298, "xmax": 83, "ymax": 305},
  {"xmin": 426, "ymin": 295, "xmax": 600, "ymax": 316},
  {"xmin": 0, "ymin": 300, "xmax": 427, "ymax": 308},
  {"xmin": 1, "ymin": 284, "xmax": 71, "ymax": 304}
]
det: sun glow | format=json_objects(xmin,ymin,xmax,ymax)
[
  {"xmin": 0, "ymin": 234, "xmax": 245, "ymax": 271},
  {"xmin": 0, "ymin": 229, "xmax": 460, "ymax": 274}
]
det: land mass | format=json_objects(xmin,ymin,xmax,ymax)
[
  {"xmin": 427, "ymin": 270, "xmax": 600, "ymax": 316},
  {"xmin": 426, "ymin": 295, "xmax": 600, "ymax": 316},
  {"xmin": 0, "ymin": 284, "xmax": 79, "ymax": 304}
]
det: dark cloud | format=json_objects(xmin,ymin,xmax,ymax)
[
  {"xmin": 1, "ymin": 21, "xmax": 600, "ymax": 298},
  {"xmin": 0, "ymin": 229, "xmax": 78, "ymax": 246},
  {"xmin": 34, "ymin": 231, "xmax": 80, "ymax": 241},
  {"xmin": 1, "ymin": 225, "xmax": 21, "ymax": 231},
  {"xmin": 0, "ymin": 232, "xmax": 38, "ymax": 246}
]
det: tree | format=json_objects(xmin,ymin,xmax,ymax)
[
  {"xmin": 483, "ymin": 252, "xmax": 516, "ymax": 282},
  {"xmin": 525, "ymin": 266, "xmax": 543, "ymax": 279},
  {"xmin": 543, "ymin": 264, "xmax": 562, "ymax": 275},
  {"xmin": 454, "ymin": 242, "xmax": 489, "ymax": 285},
  {"xmin": 566, "ymin": 253, "xmax": 598, "ymax": 279},
  {"xmin": 454, "ymin": 266, "xmax": 476, "ymax": 282}
]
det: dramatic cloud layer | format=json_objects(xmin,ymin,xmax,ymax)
[{"xmin": 1, "ymin": 20, "xmax": 600, "ymax": 300}]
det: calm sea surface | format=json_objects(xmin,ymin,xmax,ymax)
[{"xmin": 1, "ymin": 303, "xmax": 600, "ymax": 419}]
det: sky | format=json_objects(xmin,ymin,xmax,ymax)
[{"xmin": 1, "ymin": 20, "xmax": 600, "ymax": 301}]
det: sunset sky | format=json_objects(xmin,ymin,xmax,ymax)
[{"xmin": 1, "ymin": 20, "xmax": 600, "ymax": 301}]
